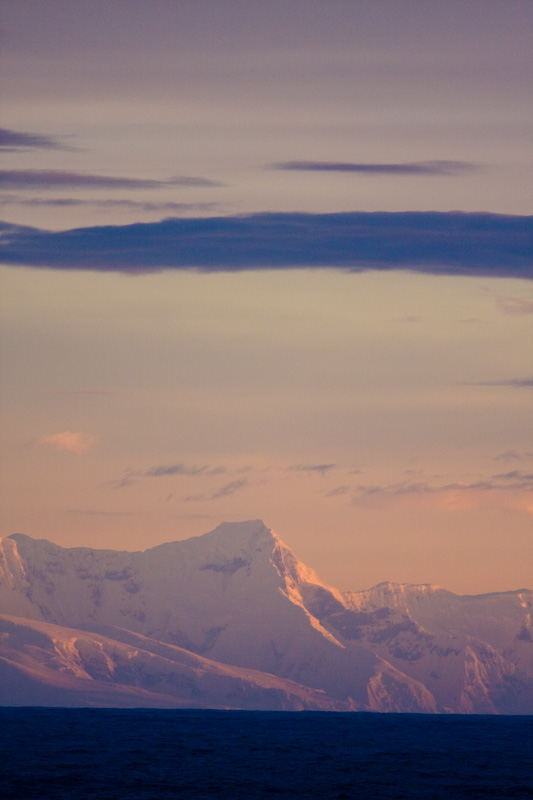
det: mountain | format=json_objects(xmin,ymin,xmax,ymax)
[
  {"xmin": 0, "ymin": 614, "xmax": 337, "ymax": 710},
  {"xmin": 1, "ymin": 520, "xmax": 532, "ymax": 712}
]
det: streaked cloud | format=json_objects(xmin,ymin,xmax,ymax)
[
  {"xmin": 472, "ymin": 376, "xmax": 533, "ymax": 388},
  {"xmin": 144, "ymin": 464, "xmax": 225, "ymax": 477},
  {"xmin": 496, "ymin": 295, "xmax": 533, "ymax": 315},
  {"xmin": 494, "ymin": 451, "xmax": 522, "ymax": 462},
  {"xmin": 352, "ymin": 476, "xmax": 533, "ymax": 515},
  {"xmin": 67, "ymin": 508, "xmax": 140, "ymax": 516},
  {"xmin": 0, "ymin": 170, "xmax": 223, "ymax": 190},
  {"xmin": 494, "ymin": 451, "xmax": 533, "ymax": 463},
  {"xmin": 1, "ymin": 212, "xmax": 530, "ymax": 278},
  {"xmin": 492, "ymin": 470, "xmax": 533, "ymax": 483},
  {"xmin": 58, "ymin": 390, "xmax": 110, "ymax": 396},
  {"xmin": 211, "ymin": 479, "xmax": 248, "ymax": 498},
  {"xmin": 0, "ymin": 195, "xmax": 219, "ymax": 213},
  {"xmin": 326, "ymin": 485, "xmax": 350, "ymax": 497},
  {"xmin": 271, "ymin": 160, "xmax": 478, "ymax": 176},
  {"xmin": 289, "ymin": 463, "xmax": 337, "ymax": 474},
  {"xmin": 107, "ymin": 476, "xmax": 137, "ymax": 490},
  {"xmin": 35, "ymin": 431, "xmax": 96, "ymax": 455},
  {"xmin": 0, "ymin": 127, "xmax": 69, "ymax": 151}
]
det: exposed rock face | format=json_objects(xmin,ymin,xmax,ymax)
[{"xmin": 1, "ymin": 520, "xmax": 531, "ymax": 712}]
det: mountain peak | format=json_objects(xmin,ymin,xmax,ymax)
[
  {"xmin": 198, "ymin": 519, "xmax": 277, "ymax": 547},
  {"xmin": 1, "ymin": 522, "xmax": 532, "ymax": 712}
]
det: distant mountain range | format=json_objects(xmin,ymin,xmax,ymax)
[{"xmin": 1, "ymin": 520, "xmax": 532, "ymax": 712}]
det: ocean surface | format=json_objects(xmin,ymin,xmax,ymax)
[{"xmin": 1, "ymin": 709, "xmax": 532, "ymax": 799}]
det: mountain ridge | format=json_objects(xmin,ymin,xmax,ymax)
[{"xmin": 1, "ymin": 520, "xmax": 531, "ymax": 712}]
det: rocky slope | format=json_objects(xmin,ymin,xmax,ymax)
[{"xmin": 1, "ymin": 520, "xmax": 531, "ymax": 712}]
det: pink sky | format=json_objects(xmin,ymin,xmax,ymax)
[{"xmin": 0, "ymin": 1, "xmax": 531, "ymax": 594}]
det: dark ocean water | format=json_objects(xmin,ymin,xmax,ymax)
[{"xmin": 1, "ymin": 709, "xmax": 532, "ymax": 800}]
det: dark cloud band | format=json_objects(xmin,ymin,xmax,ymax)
[
  {"xmin": 272, "ymin": 160, "xmax": 478, "ymax": 176},
  {"xmin": 0, "ymin": 211, "xmax": 531, "ymax": 278},
  {"xmin": 0, "ymin": 128, "xmax": 67, "ymax": 151}
]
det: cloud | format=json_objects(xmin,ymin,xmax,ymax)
[
  {"xmin": 0, "ymin": 127, "xmax": 69, "ymax": 151},
  {"xmin": 496, "ymin": 295, "xmax": 533, "ymax": 315},
  {"xmin": 472, "ymin": 376, "xmax": 533, "ymax": 388},
  {"xmin": 0, "ymin": 195, "xmax": 219, "ymax": 213},
  {"xmin": 0, "ymin": 170, "xmax": 223, "ymax": 190},
  {"xmin": 1, "ymin": 212, "xmax": 530, "ymax": 278},
  {"xmin": 326, "ymin": 485, "xmax": 350, "ymax": 497},
  {"xmin": 289, "ymin": 463, "xmax": 337, "ymax": 474},
  {"xmin": 352, "ymin": 476, "xmax": 533, "ymax": 515},
  {"xmin": 107, "ymin": 477, "xmax": 137, "ymax": 490},
  {"xmin": 492, "ymin": 470, "xmax": 533, "ymax": 483},
  {"xmin": 212, "ymin": 479, "xmax": 248, "ymax": 498},
  {"xmin": 35, "ymin": 431, "xmax": 96, "ymax": 455},
  {"xmin": 271, "ymin": 160, "xmax": 479, "ymax": 176},
  {"xmin": 494, "ymin": 450, "xmax": 523, "ymax": 462},
  {"xmin": 107, "ymin": 463, "xmax": 226, "ymax": 489},
  {"xmin": 67, "ymin": 508, "xmax": 139, "ymax": 516},
  {"xmin": 144, "ymin": 464, "xmax": 225, "ymax": 477},
  {"xmin": 396, "ymin": 315, "xmax": 422, "ymax": 323},
  {"xmin": 494, "ymin": 451, "xmax": 533, "ymax": 463},
  {"xmin": 58, "ymin": 390, "xmax": 110, "ymax": 396}
]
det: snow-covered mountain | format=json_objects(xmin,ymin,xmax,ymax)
[
  {"xmin": 1, "ymin": 520, "xmax": 531, "ymax": 712},
  {"xmin": 0, "ymin": 614, "xmax": 337, "ymax": 710}
]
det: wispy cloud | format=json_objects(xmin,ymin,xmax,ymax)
[
  {"xmin": 289, "ymin": 463, "xmax": 337, "ymax": 475},
  {"xmin": 492, "ymin": 470, "xmax": 533, "ymax": 483},
  {"xmin": 212, "ymin": 479, "xmax": 248, "ymax": 498},
  {"xmin": 396, "ymin": 315, "xmax": 422, "ymax": 323},
  {"xmin": 326, "ymin": 485, "xmax": 350, "ymax": 497},
  {"xmin": 472, "ymin": 376, "xmax": 533, "ymax": 388},
  {"xmin": 58, "ymin": 390, "xmax": 110, "ymax": 396},
  {"xmin": 0, "ymin": 127, "xmax": 70, "ymax": 151},
  {"xmin": 0, "ymin": 170, "xmax": 223, "ymax": 190},
  {"xmin": 352, "ymin": 475, "xmax": 533, "ymax": 514},
  {"xmin": 35, "ymin": 431, "xmax": 96, "ymax": 455},
  {"xmin": 496, "ymin": 295, "xmax": 533, "ymax": 315},
  {"xmin": 1, "ymin": 212, "xmax": 530, "ymax": 278},
  {"xmin": 144, "ymin": 464, "xmax": 225, "ymax": 477},
  {"xmin": 0, "ymin": 195, "xmax": 219, "ymax": 213},
  {"xmin": 107, "ymin": 476, "xmax": 137, "ymax": 490},
  {"xmin": 67, "ymin": 508, "xmax": 140, "ymax": 516},
  {"xmin": 494, "ymin": 450, "xmax": 522, "ymax": 462},
  {"xmin": 271, "ymin": 160, "xmax": 479, "ymax": 176},
  {"xmin": 494, "ymin": 451, "xmax": 533, "ymax": 463},
  {"xmin": 107, "ymin": 463, "xmax": 226, "ymax": 489}
]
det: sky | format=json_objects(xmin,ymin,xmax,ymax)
[{"xmin": 0, "ymin": 0, "xmax": 532, "ymax": 595}]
